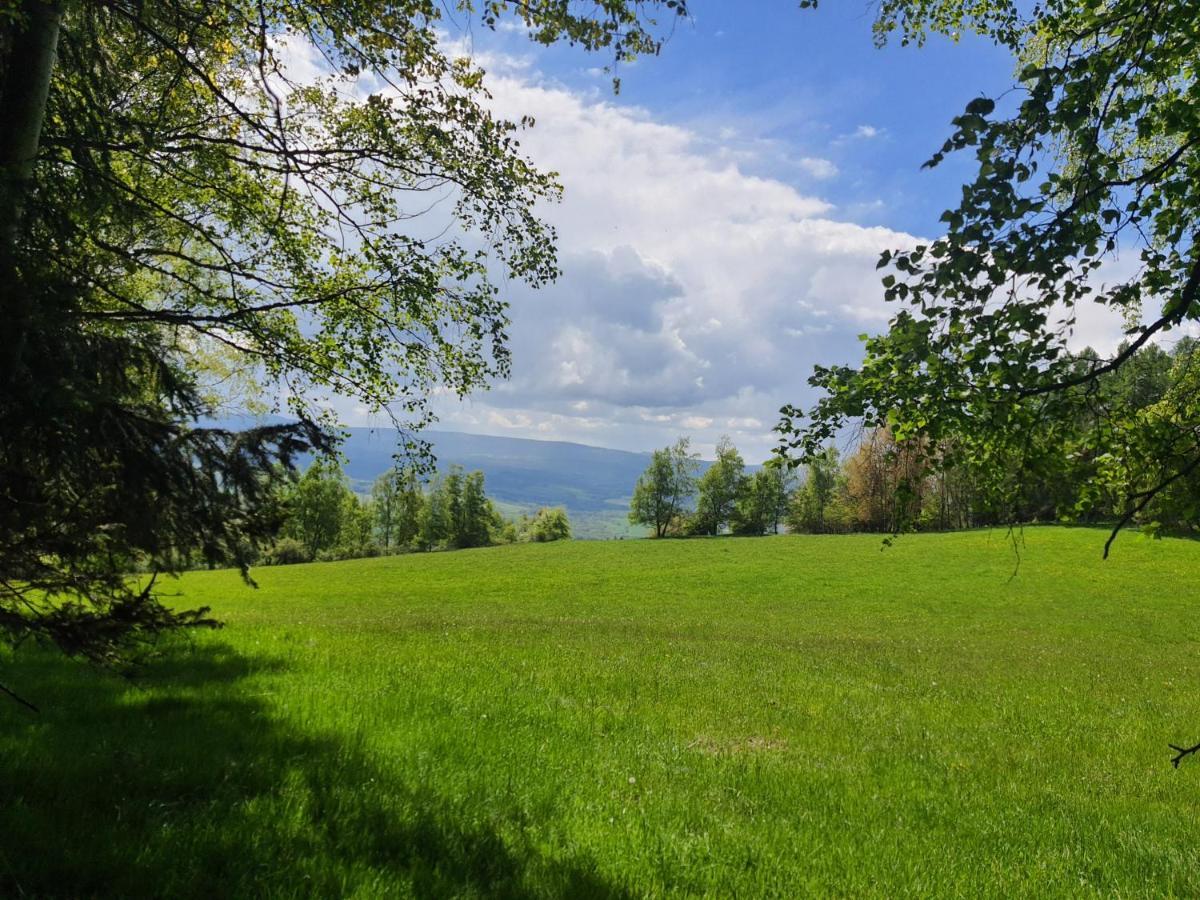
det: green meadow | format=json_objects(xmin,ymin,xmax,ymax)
[{"xmin": 4, "ymin": 528, "xmax": 1200, "ymax": 897}]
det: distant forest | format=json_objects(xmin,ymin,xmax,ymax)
[{"xmin": 633, "ymin": 340, "xmax": 1200, "ymax": 539}]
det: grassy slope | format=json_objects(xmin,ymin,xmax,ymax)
[{"xmin": 4, "ymin": 528, "xmax": 1200, "ymax": 897}]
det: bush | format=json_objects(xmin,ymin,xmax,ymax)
[
  {"xmin": 261, "ymin": 537, "xmax": 310, "ymax": 566},
  {"xmin": 530, "ymin": 507, "xmax": 571, "ymax": 542},
  {"xmin": 497, "ymin": 520, "xmax": 519, "ymax": 544}
]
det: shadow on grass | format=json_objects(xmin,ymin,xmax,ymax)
[{"xmin": 0, "ymin": 641, "xmax": 628, "ymax": 899}]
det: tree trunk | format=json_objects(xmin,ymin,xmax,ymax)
[{"xmin": 0, "ymin": 0, "xmax": 63, "ymax": 257}]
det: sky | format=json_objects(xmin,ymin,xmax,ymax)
[{"xmin": 341, "ymin": 2, "xmax": 1127, "ymax": 460}]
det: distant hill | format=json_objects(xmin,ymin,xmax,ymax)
[{"xmin": 337, "ymin": 428, "xmax": 660, "ymax": 539}]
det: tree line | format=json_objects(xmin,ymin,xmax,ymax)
[
  {"xmin": 810, "ymin": 338, "xmax": 1200, "ymax": 538},
  {"xmin": 259, "ymin": 462, "xmax": 570, "ymax": 565},
  {"xmin": 628, "ymin": 437, "xmax": 793, "ymax": 537},
  {"xmin": 635, "ymin": 339, "xmax": 1200, "ymax": 539}
]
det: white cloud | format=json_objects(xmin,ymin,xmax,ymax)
[
  {"xmin": 290, "ymin": 41, "xmax": 1131, "ymax": 462},
  {"xmin": 796, "ymin": 156, "xmax": 839, "ymax": 180},
  {"xmin": 354, "ymin": 54, "xmax": 928, "ymax": 459},
  {"xmin": 304, "ymin": 40, "xmax": 1134, "ymax": 460}
]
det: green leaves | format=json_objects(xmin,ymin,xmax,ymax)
[
  {"xmin": 0, "ymin": 0, "xmax": 689, "ymax": 664},
  {"xmin": 965, "ymin": 96, "xmax": 996, "ymax": 116},
  {"xmin": 781, "ymin": 0, "xmax": 1200, "ymax": 539}
]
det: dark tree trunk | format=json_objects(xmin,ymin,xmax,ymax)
[{"xmin": 0, "ymin": 0, "xmax": 63, "ymax": 257}]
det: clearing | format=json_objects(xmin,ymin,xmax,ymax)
[{"xmin": 4, "ymin": 528, "xmax": 1200, "ymax": 896}]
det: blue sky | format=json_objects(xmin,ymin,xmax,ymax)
[
  {"xmin": 514, "ymin": 1, "xmax": 1015, "ymax": 236},
  {"xmin": 337, "ymin": 4, "xmax": 1126, "ymax": 459}
]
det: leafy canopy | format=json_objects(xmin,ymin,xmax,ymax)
[
  {"xmin": 0, "ymin": 0, "xmax": 687, "ymax": 673},
  {"xmin": 780, "ymin": 0, "xmax": 1200, "ymax": 548}
]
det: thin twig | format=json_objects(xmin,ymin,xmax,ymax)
[
  {"xmin": 1170, "ymin": 741, "xmax": 1200, "ymax": 769},
  {"xmin": 0, "ymin": 681, "xmax": 39, "ymax": 714}
]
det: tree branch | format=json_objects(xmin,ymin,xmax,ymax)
[
  {"xmin": 1170, "ymin": 741, "xmax": 1200, "ymax": 768},
  {"xmin": 0, "ymin": 679, "xmax": 39, "ymax": 713},
  {"xmin": 1020, "ymin": 253, "xmax": 1200, "ymax": 401}
]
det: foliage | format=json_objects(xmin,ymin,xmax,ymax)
[
  {"xmin": 842, "ymin": 429, "xmax": 927, "ymax": 533},
  {"xmin": 260, "ymin": 536, "xmax": 309, "ymax": 567},
  {"xmin": 371, "ymin": 472, "xmax": 402, "ymax": 553},
  {"xmin": 459, "ymin": 470, "xmax": 497, "ymax": 549},
  {"xmin": 6, "ymin": 529, "xmax": 1200, "ymax": 895},
  {"xmin": 529, "ymin": 507, "xmax": 571, "ymax": 542},
  {"xmin": 786, "ymin": 446, "xmax": 845, "ymax": 534},
  {"xmin": 693, "ymin": 436, "xmax": 746, "ymax": 536},
  {"xmin": 628, "ymin": 437, "xmax": 700, "ymax": 537},
  {"xmin": 274, "ymin": 460, "xmax": 508, "ymax": 561},
  {"xmin": 0, "ymin": 300, "xmax": 322, "ymax": 666},
  {"xmin": 283, "ymin": 460, "xmax": 352, "ymax": 561},
  {"xmin": 0, "ymin": 0, "xmax": 687, "ymax": 665},
  {"xmin": 1090, "ymin": 345, "xmax": 1200, "ymax": 544},
  {"xmin": 269, "ymin": 459, "xmax": 511, "ymax": 558},
  {"xmin": 731, "ymin": 463, "xmax": 793, "ymax": 536},
  {"xmin": 780, "ymin": 0, "xmax": 1200, "ymax": 553},
  {"xmin": 334, "ymin": 491, "xmax": 378, "ymax": 561}
]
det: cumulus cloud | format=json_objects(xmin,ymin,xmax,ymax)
[
  {"xmin": 395, "ymin": 55, "xmax": 929, "ymax": 459},
  {"xmin": 309, "ymin": 39, "xmax": 1120, "ymax": 460},
  {"xmin": 300, "ymin": 38, "xmax": 1133, "ymax": 460}
]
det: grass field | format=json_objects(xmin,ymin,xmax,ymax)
[{"xmin": 4, "ymin": 528, "xmax": 1200, "ymax": 897}]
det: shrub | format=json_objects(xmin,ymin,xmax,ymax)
[
  {"xmin": 530, "ymin": 507, "xmax": 571, "ymax": 542},
  {"xmin": 262, "ymin": 537, "xmax": 310, "ymax": 566}
]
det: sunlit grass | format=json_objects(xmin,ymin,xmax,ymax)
[{"xmin": 4, "ymin": 527, "xmax": 1200, "ymax": 896}]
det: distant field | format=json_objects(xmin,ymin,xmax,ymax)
[{"xmin": 5, "ymin": 528, "xmax": 1200, "ymax": 896}]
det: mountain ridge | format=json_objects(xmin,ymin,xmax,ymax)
[{"xmin": 337, "ymin": 427, "xmax": 654, "ymax": 538}]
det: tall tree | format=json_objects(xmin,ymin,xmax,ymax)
[
  {"xmin": 694, "ymin": 436, "xmax": 745, "ymax": 536},
  {"xmin": 441, "ymin": 467, "xmax": 466, "ymax": 548},
  {"xmin": 372, "ymin": 466, "xmax": 425, "ymax": 551},
  {"xmin": 731, "ymin": 462, "xmax": 793, "ymax": 536},
  {"xmin": 416, "ymin": 474, "xmax": 449, "ymax": 551},
  {"xmin": 842, "ymin": 429, "xmax": 925, "ymax": 533},
  {"xmin": 393, "ymin": 467, "xmax": 426, "ymax": 550},
  {"xmin": 0, "ymin": 0, "xmax": 687, "ymax": 673},
  {"xmin": 628, "ymin": 437, "xmax": 700, "ymax": 537},
  {"xmin": 285, "ymin": 460, "xmax": 351, "ymax": 561},
  {"xmin": 458, "ymin": 470, "xmax": 494, "ymax": 549},
  {"xmin": 371, "ymin": 472, "xmax": 401, "ymax": 552},
  {"xmin": 337, "ymin": 493, "xmax": 376, "ymax": 559},
  {"xmin": 787, "ymin": 446, "xmax": 841, "ymax": 534}
]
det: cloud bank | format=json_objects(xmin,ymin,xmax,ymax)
[{"xmin": 401, "ymin": 55, "xmax": 924, "ymax": 459}]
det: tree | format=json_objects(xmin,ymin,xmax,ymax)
[
  {"xmin": 371, "ymin": 472, "xmax": 401, "ymax": 552},
  {"xmin": 787, "ymin": 446, "xmax": 842, "ymax": 534},
  {"xmin": 336, "ymin": 493, "xmax": 377, "ymax": 560},
  {"xmin": 392, "ymin": 468, "xmax": 426, "ymax": 551},
  {"xmin": 285, "ymin": 461, "xmax": 351, "ymax": 561},
  {"xmin": 732, "ymin": 463, "xmax": 794, "ymax": 536},
  {"xmin": 1092, "ymin": 344, "xmax": 1200, "ymax": 539},
  {"xmin": 416, "ymin": 475, "xmax": 449, "ymax": 552},
  {"xmin": 764, "ymin": 460, "xmax": 796, "ymax": 535},
  {"xmin": 694, "ymin": 436, "xmax": 745, "ymax": 536},
  {"xmin": 530, "ymin": 507, "xmax": 571, "ymax": 542},
  {"xmin": 441, "ymin": 467, "xmax": 466, "ymax": 548},
  {"xmin": 842, "ymin": 429, "xmax": 926, "ymax": 533},
  {"xmin": 628, "ymin": 437, "xmax": 700, "ymax": 537},
  {"xmin": 0, "ymin": 0, "xmax": 688, "ymax": 675},
  {"xmin": 458, "ymin": 471, "xmax": 495, "ymax": 549},
  {"xmin": 779, "ymin": 0, "xmax": 1200, "ymax": 556}
]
